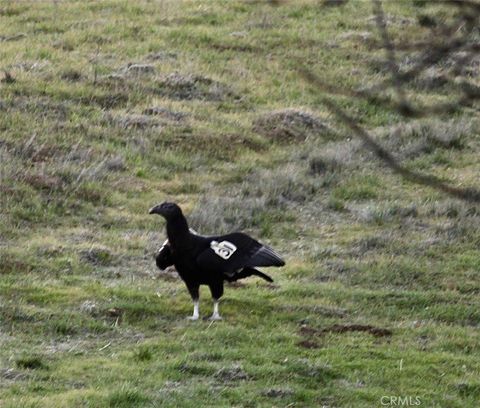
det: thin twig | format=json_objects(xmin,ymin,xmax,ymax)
[{"xmin": 98, "ymin": 342, "xmax": 111, "ymax": 351}]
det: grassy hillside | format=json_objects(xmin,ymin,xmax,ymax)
[{"xmin": 1, "ymin": 1, "xmax": 479, "ymax": 407}]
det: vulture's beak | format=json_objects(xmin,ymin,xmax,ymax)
[{"xmin": 149, "ymin": 205, "xmax": 159, "ymax": 215}]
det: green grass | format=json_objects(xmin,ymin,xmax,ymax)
[{"xmin": 1, "ymin": 0, "xmax": 480, "ymax": 407}]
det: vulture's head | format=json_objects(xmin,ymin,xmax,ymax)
[{"xmin": 149, "ymin": 201, "xmax": 183, "ymax": 220}]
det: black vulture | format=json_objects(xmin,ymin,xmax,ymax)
[
  {"xmin": 155, "ymin": 240, "xmax": 275, "ymax": 283},
  {"xmin": 149, "ymin": 202, "xmax": 285, "ymax": 320}
]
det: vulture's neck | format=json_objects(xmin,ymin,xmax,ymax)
[{"xmin": 166, "ymin": 214, "xmax": 190, "ymax": 248}]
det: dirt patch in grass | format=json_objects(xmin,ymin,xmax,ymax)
[
  {"xmin": 308, "ymin": 155, "xmax": 342, "ymax": 175},
  {"xmin": 300, "ymin": 323, "xmax": 392, "ymax": 338},
  {"xmin": 24, "ymin": 173, "xmax": 64, "ymax": 191},
  {"xmin": 27, "ymin": 145, "xmax": 64, "ymax": 164},
  {"xmin": 105, "ymin": 113, "xmax": 162, "ymax": 129},
  {"xmin": 214, "ymin": 365, "xmax": 249, "ymax": 382},
  {"xmin": 209, "ymin": 41, "xmax": 260, "ymax": 53},
  {"xmin": 0, "ymin": 253, "xmax": 34, "ymax": 274},
  {"xmin": 104, "ymin": 155, "xmax": 127, "ymax": 171},
  {"xmin": 155, "ymin": 73, "xmax": 236, "ymax": 101},
  {"xmin": 122, "ymin": 63, "xmax": 155, "ymax": 76},
  {"xmin": 323, "ymin": 0, "xmax": 349, "ymax": 6},
  {"xmin": 142, "ymin": 106, "xmax": 188, "ymax": 121},
  {"xmin": 0, "ymin": 71, "xmax": 15, "ymax": 83},
  {"xmin": 106, "ymin": 307, "xmax": 123, "ymax": 318},
  {"xmin": 350, "ymin": 233, "xmax": 391, "ymax": 256},
  {"xmin": 176, "ymin": 363, "xmax": 214, "ymax": 376},
  {"xmin": 326, "ymin": 324, "xmax": 392, "ymax": 337},
  {"xmin": 297, "ymin": 339, "xmax": 320, "ymax": 349},
  {"xmin": 324, "ymin": 260, "xmax": 359, "ymax": 277},
  {"xmin": 253, "ymin": 109, "xmax": 332, "ymax": 143},
  {"xmin": 60, "ymin": 69, "xmax": 83, "ymax": 82},
  {"xmin": 79, "ymin": 246, "xmax": 113, "ymax": 266},
  {"xmin": 262, "ymin": 388, "xmax": 294, "ymax": 398},
  {"xmin": 77, "ymin": 92, "xmax": 129, "ymax": 109},
  {"xmin": 15, "ymin": 355, "xmax": 48, "ymax": 370},
  {"xmin": 146, "ymin": 51, "xmax": 178, "ymax": 61}
]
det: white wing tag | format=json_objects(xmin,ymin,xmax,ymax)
[{"xmin": 210, "ymin": 240, "xmax": 237, "ymax": 260}]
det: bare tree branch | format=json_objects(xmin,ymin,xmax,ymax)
[
  {"xmin": 362, "ymin": 7, "xmax": 479, "ymax": 101},
  {"xmin": 372, "ymin": 0, "xmax": 407, "ymax": 107},
  {"xmin": 300, "ymin": 67, "xmax": 480, "ymax": 203},
  {"xmin": 266, "ymin": 0, "xmax": 480, "ymax": 201}
]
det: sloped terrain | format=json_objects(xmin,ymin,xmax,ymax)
[{"xmin": 1, "ymin": 1, "xmax": 479, "ymax": 407}]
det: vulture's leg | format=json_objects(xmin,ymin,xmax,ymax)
[
  {"xmin": 208, "ymin": 282, "xmax": 224, "ymax": 321},
  {"xmin": 211, "ymin": 300, "xmax": 221, "ymax": 321},
  {"xmin": 186, "ymin": 284, "xmax": 200, "ymax": 320}
]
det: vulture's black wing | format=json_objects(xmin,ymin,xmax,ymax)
[
  {"xmin": 155, "ymin": 241, "xmax": 174, "ymax": 270},
  {"xmin": 196, "ymin": 232, "xmax": 284, "ymax": 274}
]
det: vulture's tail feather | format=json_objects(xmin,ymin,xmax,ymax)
[{"xmin": 251, "ymin": 269, "xmax": 274, "ymax": 282}]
